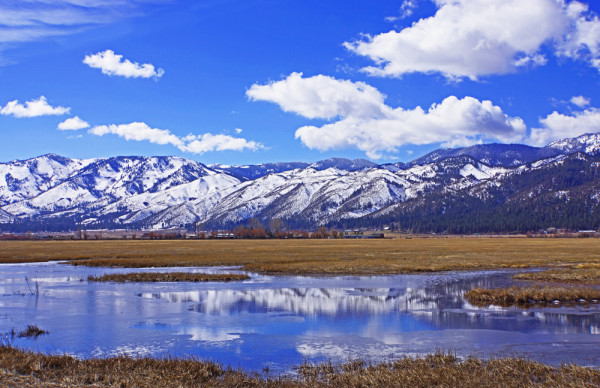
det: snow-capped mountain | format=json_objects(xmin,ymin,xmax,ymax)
[
  {"xmin": 209, "ymin": 157, "xmax": 377, "ymax": 181},
  {"xmin": 408, "ymin": 143, "xmax": 561, "ymax": 167},
  {"xmin": 209, "ymin": 161, "xmax": 310, "ymax": 181},
  {"xmin": 1, "ymin": 132, "xmax": 600, "ymax": 232},
  {"xmin": 546, "ymin": 132, "xmax": 600, "ymax": 155},
  {"xmin": 1, "ymin": 155, "xmax": 241, "ymax": 228},
  {"xmin": 0, "ymin": 153, "xmax": 95, "ymax": 207}
]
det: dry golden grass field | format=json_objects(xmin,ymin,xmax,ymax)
[{"xmin": 1, "ymin": 238, "xmax": 599, "ymax": 275}]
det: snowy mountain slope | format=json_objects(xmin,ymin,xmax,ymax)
[
  {"xmin": 200, "ymin": 168, "xmax": 348, "ymax": 225},
  {"xmin": 110, "ymin": 172, "xmax": 240, "ymax": 227},
  {"xmin": 546, "ymin": 132, "xmax": 600, "ymax": 155},
  {"xmin": 1, "ymin": 155, "xmax": 241, "ymax": 227},
  {"xmin": 0, "ymin": 208, "xmax": 13, "ymax": 223},
  {"xmin": 197, "ymin": 156, "xmax": 510, "ymax": 227},
  {"xmin": 366, "ymin": 151, "xmax": 600, "ymax": 232},
  {"xmin": 0, "ymin": 154, "xmax": 95, "ymax": 207}
]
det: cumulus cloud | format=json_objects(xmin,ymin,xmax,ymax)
[
  {"xmin": 570, "ymin": 95, "xmax": 591, "ymax": 108},
  {"xmin": 88, "ymin": 122, "xmax": 262, "ymax": 154},
  {"xmin": 0, "ymin": 96, "xmax": 70, "ymax": 118},
  {"xmin": 247, "ymin": 72, "xmax": 387, "ymax": 120},
  {"xmin": 345, "ymin": 0, "xmax": 600, "ymax": 80},
  {"xmin": 530, "ymin": 108, "xmax": 600, "ymax": 146},
  {"xmin": 83, "ymin": 50, "xmax": 164, "ymax": 79},
  {"xmin": 180, "ymin": 134, "xmax": 262, "ymax": 153},
  {"xmin": 57, "ymin": 116, "xmax": 90, "ymax": 130},
  {"xmin": 89, "ymin": 122, "xmax": 183, "ymax": 146},
  {"xmin": 248, "ymin": 73, "xmax": 526, "ymax": 158}
]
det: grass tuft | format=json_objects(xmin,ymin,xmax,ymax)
[
  {"xmin": 87, "ymin": 272, "xmax": 250, "ymax": 283},
  {"xmin": 16, "ymin": 325, "xmax": 48, "ymax": 338}
]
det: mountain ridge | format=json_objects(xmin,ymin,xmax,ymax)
[{"xmin": 2, "ymin": 132, "xmax": 600, "ymax": 232}]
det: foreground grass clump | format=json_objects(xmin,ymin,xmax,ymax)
[
  {"xmin": 1, "ymin": 347, "xmax": 600, "ymax": 388},
  {"xmin": 87, "ymin": 272, "xmax": 250, "ymax": 283},
  {"xmin": 515, "ymin": 265, "xmax": 600, "ymax": 284},
  {"xmin": 465, "ymin": 286, "xmax": 600, "ymax": 307},
  {"xmin": 2, "ymin": 238, "xmax": 600, "ymax": 275}
]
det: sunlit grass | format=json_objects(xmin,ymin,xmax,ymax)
[{"xmin": 1, "ymin": 238, "xmax": 600, "ymax": 275}]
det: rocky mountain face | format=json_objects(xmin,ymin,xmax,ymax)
[{"xmin": 1, "ymin": 132, "xmax": 600, "ymax": 232}]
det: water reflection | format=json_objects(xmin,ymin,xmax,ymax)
[
  {"xmin": 1, "ymin": 263, "xmax": 600, "ymax": 371},
  {"xmin": 140, "ymin": 285, "xmax": 600, "ymax": 336},
  {"xmin": 141, "ymin": 288, "xmax": 440, "ymax": 315}
]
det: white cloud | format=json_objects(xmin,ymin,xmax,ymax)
[
  {"xmin": 89, "ymin": 122, "xmax": 183, "ymax": 146},
  {"xmin": 88, "ymin": 121, "xmax": 263, "ymax": 154},
  {"xmin": 235, "ymin": 128, "xmax": 243, "ymax": 133},
  {"xmin": 345, "ymin": 0, "xmax": 600, "ymax": 80},
  {"xmin": 530, "ymin": 108, "xmax": 600, "ymax": 146},
  {"xmin": 556, "ymin": 2, "xmax": 600, "ymax": 68},
  {"xmin": 58, "ymin": 116, "xmax": 90, "ymax": 130},
  {"xmin": 0, "ymin": 96, "xmax": 70, "ymax": 118},
  {"xmin": 385, "ymin": 0, "xmax": 419, "ymax": 22},
  {"xmin": 247, "ymin": 72, "xmax": 387, "ymax": 120},
  {"xmin": 83, "ymin": 50, "xmax": 164, "ymax": 79},
  {"xmin": 248, "ymin": 73, "xmax": 526, "ymax": 158},
  {"xmin": 180, "ymin": 134, "xmax": 262, "ymax": 153},
  {"xmin": 570, "ymin": 95, "xmax": 591, "ymax": 108}
]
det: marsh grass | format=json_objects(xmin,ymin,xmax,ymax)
[
  {"xmin": 515, "ymin": 266, "xmax": 600, "ymax": 284},
  {"xmin": 1, "ymin": 347, "xmax": 600, "ymax": 387},
  {"xmin": 465, "ymin": 286, "xmax": 600, "ymax": 307},
  {"xmin": 2, "ymin": 238, "xmax": 600, "ymax": 275},
  {"xmin": 87, "ymin": 272, "xmax": 250, "ymax": 283}
]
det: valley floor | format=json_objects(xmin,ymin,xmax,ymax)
[{"xmin": 0, "ymin": 237, "xmax": 599, "ymax": 275}]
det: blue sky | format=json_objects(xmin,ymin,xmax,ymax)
[{"xmin": 1, "ymin": 0, "xmax": 600, "ymax": 165}]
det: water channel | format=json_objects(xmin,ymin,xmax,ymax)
[{"xmin": 1, "ymin": 262, "xmax": 599, "ymax": 372}]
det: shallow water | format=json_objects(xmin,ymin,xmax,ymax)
[{"xmin": 1, "ymin": 262, "xmax": 600, "ymax": 372}]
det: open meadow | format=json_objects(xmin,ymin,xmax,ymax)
[{"xmin": 1, "ymin": 237, "xmax": 599, "ymax": 275}]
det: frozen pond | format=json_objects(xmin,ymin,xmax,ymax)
[{"xmin": 1, "ymin": 262, "xmax": 600, "ymax": 372}]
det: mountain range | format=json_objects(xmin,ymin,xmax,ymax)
[{"xmin": 2, "ymin": 132, "xmax": 600, "ymax": 233}]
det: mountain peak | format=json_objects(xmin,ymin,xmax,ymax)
[
  {"xmin": 546, "ymin": 132, "xmax": 600, "ymax": 154},
  {"xmin": 309, "ymin": 158, "xmax": 377, "ymax": 171}
]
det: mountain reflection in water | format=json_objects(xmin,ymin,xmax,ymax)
[{"xmin": 139, "ymin": 285, "xmax": 600, "ymax": 336}]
